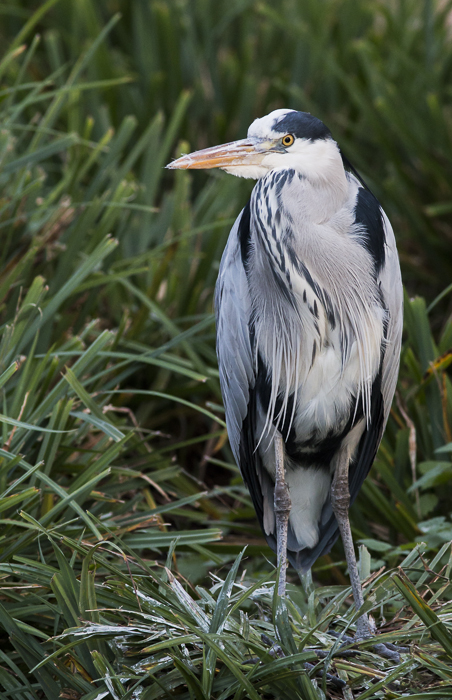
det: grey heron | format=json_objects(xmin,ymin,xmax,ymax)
[{"xmin": 167, "ymin": 109, "xmax": 403, "ymax": 644}]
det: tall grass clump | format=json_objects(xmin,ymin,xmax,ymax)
[{"xmin": 6, "ymin": 0, "xmax": 452, "ymax": 296}]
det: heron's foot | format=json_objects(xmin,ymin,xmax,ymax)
[
  {"xmin": 303, "ymin": 661, "xmax": 346, "ymax": 690},
  {"xmin": 330, "ymin": 628, "xmax": 409, "ymax": 664},
  {"xmin": 355, "ymin": 615, "xmax": 405, "ymax": 663},
  {"xmin": 355, "ymin": 613, "xmax": 375, "ymax": 641},
  {"xmin": 306, "ymin": 645, "xmax": 358, "ymax": 660},
  {"xmin": 370, "ymin": 641, "xmax": 403, "ymax": 663}
]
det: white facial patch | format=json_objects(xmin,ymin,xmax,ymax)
[{"xmin": 248, "ymin": 109, "xmax": 297, "ymax": 141}]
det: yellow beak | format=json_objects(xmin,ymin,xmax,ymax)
[{"xmin": 166, "ymin": 138, "xmax": 271, "ymax": 171}]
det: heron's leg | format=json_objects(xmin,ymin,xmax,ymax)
[
  {"xmin": 274, "ymin": 433, "xmax": 291, "ymax": 597},
  {"xmin": 331, "ymin": 454, "xmax": 371, "ymax": 640}
]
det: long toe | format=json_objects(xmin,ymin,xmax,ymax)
[
  {"xmin": 329, "ymin": 629, "xmax": 407, "ymax": 664},
  {"xmin": 371, "ymin": 642, "xmax": 401, "ymax": 664},
  {"xmin": 304, "ymin": 662, "xmax": 346, "ymax": 690}
]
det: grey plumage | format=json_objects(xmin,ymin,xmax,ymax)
[
  {"xmin": 167, "ymin": 108, "xmax": 403, "ymax": 611},
  {"xmin": 213, "ymin": 114, "xmax": 402, "ymax": 570}
]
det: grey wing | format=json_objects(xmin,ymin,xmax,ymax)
[
  {"xmin": 348, "ymin": 211, "xmax": 403, "ymax": 501},
  {"xmin": 214, "ymin": 208, "xmax": 254, "ymax": 465},
  {"xmin": 379, "ymin": 211, "xmax": 403, "ymax": 430},
  {"xmin": 215, "ymin": 206, "xmax": 277, "ymax": 547}
]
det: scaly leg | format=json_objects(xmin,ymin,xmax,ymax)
[
  {"xmin": 274, "ymin": 432, "xmax": 291, "ymax": 597},
  {"xmin": 331, "ymin": 454, "xmax": 402, "ymax": 662},
  {"xmin": 331, "ymin": 453, "xmax": 371, "ymax": 640}
]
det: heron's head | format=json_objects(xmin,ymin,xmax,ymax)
[{"xmin": 166, "ymin": 109, "xmax": 341, "ymax": 181}]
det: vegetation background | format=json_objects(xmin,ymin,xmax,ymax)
[{"xmin": 1, "ymin": 0, "xmax": 452, "ymax": 698}]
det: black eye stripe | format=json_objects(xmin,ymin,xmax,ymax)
[{"xmin": 273, "ymin": 111, "xmax": 331, "ymax": 141}]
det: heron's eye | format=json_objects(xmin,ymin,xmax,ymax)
[{"xmin": 282, "ymin": 134, "xmax": 295, "ymax": 147}]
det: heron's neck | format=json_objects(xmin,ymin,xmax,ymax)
[
  {"xmin": 299, "ymin": 170, "xmax": 349, "ymax": 224},
  {"xmin": 296, "ymin": 147, "xmax": 348, "ymax": 222},
  {"xmin": 261, "ymin": 144, "xmax": 348, "ymax": 223}
]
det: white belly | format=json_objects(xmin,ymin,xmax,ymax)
[
  {"xmin": 293, "ymin": 337, "xmax": 365, "ymax": 440},
  {"xmin": 256, "ymin": 301, "xmax": 384, "ymax": 552}
]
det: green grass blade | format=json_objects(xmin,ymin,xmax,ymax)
[{"xmin": 393, "ymin": 572, "xmax": 452, "ymax": 657}]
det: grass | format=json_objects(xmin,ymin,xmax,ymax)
[
  {"xmin": 4, "ymin": 536, "xmax": 452, "ymax": 698},
  {"xmin": 0, "ymin": 0, "xmax": 452, "ymax": 697}
]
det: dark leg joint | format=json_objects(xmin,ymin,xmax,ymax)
[
  {"xmin": 331, "ymin": 473, "xmax": 350, "ymax": 520},
  {"xmin": 274, "ymin": 482, "xmax": 291, "ymax": 515}
]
